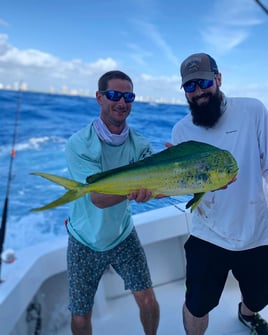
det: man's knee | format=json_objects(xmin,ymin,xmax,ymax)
[{"xmin": 71, "ymin": 312, "xmax": 92, "ymax": 332}]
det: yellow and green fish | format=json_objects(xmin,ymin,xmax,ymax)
[{"xmin": 31, "ymin": 141, "xmax": 238, "ymax": 212}]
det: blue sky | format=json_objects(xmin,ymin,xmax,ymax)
[{"xmin": 1, "ymin": 0, "xmax": 268, "ymax": 106}]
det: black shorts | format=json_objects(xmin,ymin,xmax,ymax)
[{"xmin": 184, "ymin": 235, "xmax": 268, "ymax": 317}]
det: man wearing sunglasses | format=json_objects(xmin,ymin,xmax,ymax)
[
  {"xmin": 65, "ymin": 70, "xmax": 159, "ymax": 335},
  {"xmin": 171, "ymin": 53, "xmax": 268, "ymax": 335}
]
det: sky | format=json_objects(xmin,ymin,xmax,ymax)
[{"xmin": 1, "ymin": 0, "xmax": 268, "ymax": 106}]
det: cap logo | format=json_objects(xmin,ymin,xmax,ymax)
[{"xmin": 185, "ymin": 60, "xmax": 201, "ymax": 74}]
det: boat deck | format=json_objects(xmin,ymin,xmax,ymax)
[
  {"xmin": 58, "ymin": 274, "xmax": 268, "ymax": 335},
  {"xmin": 2, "ymin": 203, "xmax": 268, "ymax": 335}
]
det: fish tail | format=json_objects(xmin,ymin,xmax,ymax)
[
  {"xmin": 31, "ymin": 190, "xmax": 81, "ymax": 212},
  {"xmin": 31, "ymin": 172, "xmax": 84, "ymax": 190},
  {"xmin": 30, "ymin": 172, "xmax": 88, "ymax": 211}
]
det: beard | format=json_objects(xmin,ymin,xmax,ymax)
[{"xmin": 187, "ymin": 87, "xmax": 223, "ymax": 128}]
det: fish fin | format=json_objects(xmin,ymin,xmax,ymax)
[
  {"xmin": 31, "ymin": 190, "xmax": 81, "ymax": 212},
  {"xmin": 150, "ymin": 141, "xmax": 219, "ymax": 161},
  {"xmin": 87, "ymin": 171, "xmax": 108, "ymax": 184},
  {"xmin": 31, "ymin": 172, "xmax": 84, "ymax": 190},
  {"xmin": 186, "ymin": 192, "xmax": 205, "ymax": 212},
  {"xmin": 131, "ymin": 140, "xmax": 220, "ymax": 167}
]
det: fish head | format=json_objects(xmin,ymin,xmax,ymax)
[
  {"xmin": 222, "ymin": 150, "xmax": 239, "ymax": 179},
  {"xmin": 213, "ymin": 150, "xmax": 239, "ymax": 188}
]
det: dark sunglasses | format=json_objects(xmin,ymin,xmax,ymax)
[
  {"xmin": 183, "ymin": 79, "xmax": 214, "ymax": 93},
  {"xmin": 100, "ymin": 90, "xmax": 135, "ymax": 103}
]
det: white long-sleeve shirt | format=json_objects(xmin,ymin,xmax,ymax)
[{"xmin": 172, "ymin": 96, "xmax": 268, "ymax": 250}]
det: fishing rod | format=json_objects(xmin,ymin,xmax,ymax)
[
  {"xmin": 0, "ymin": 87, "xmax": 22, "ymax": 283},
  {"xmin": 255, "ymin": 0, "xmax": 268, "ymax": 15}
]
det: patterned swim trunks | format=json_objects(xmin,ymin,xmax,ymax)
[{"xmin": 67, "ymin": 228, "xmax": 152, "ymax": 315}]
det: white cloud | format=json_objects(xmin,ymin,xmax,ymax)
[
  {"xmin": 0, "ymin": 32, "xmax": 182, "ymax": 102},
  {"xmin": 127, "ymin": 43, "xmax": 152, "ymax": 66},
  {"xmin": 201, "ymin": 0, "xmax": 263, "ymax": 53},
  {"xmin": 201, "ymin": 27, "xmax": 249, "ymax": 53},
  {"xmin": 0, "ymin": 19, "xmax": 9, "ymax": 27},
  {"xmin": 143, "ymin": 23, "xmax": 178, "ymax": 66},
  {"xmin": 2, "ymin": 47, "xmax": 59, "ymax": 67},
  {"xmin": 0, "ymin": 34, "xmax": 118, "ymax": 94},
  {"xmin": 133, "ymin": 20, "xmax": 178, "ymax": 66},
  {"xmin": 135, "ymin": 73, "xmax": 184, "ymax": 103}
]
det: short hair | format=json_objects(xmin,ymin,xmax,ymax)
[{"xmin": 98, "ymin": 70, "xmax": 133, "ymax": 91}]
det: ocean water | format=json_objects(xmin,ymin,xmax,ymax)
[{"xmin": 0, "ymin": 90, "xmax": 189, "ymax": 251}]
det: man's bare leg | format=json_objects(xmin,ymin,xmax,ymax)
[
  {"xmin": 133, "ymin": 288, "xmax": 160, "ymax": 335},
  {"xmin": 183, "ymin": 303, "xmax": 208, "ymax": 335}
]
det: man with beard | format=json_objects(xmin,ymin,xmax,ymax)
[{"xmin": 171, "ymin": 53, "xmax": 268, "ymax": 335}]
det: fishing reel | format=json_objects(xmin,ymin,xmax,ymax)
[{"xmin": 1, "ymin": 248, "xmax": 16, "ymax": 264}]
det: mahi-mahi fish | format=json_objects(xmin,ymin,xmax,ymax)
[{"xmin": 31, "ymin": 140, "xmax": 238, "ymax": 212}]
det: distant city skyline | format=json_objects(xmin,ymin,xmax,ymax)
[{"xmin": 0, "ymin": 81, "xmax": 183, "ymax": 105}]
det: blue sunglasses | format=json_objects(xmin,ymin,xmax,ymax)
[
  {"xmin": 183, "ymin": 79, "xmax": 214, "ymax": 93},
  {"xmin": 100, "ymin": 90, "xmax": 135, "ymax": 103}
]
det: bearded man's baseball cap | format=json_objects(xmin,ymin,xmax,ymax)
[{"xmin": 180, "ymin": 53, "xmax": 219, "ymax": 86}]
